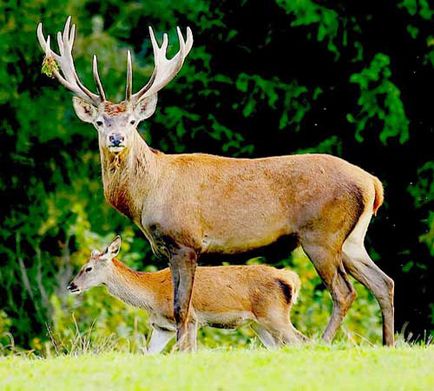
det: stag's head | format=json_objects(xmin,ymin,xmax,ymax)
[
  {"xmin": 67, "ymin": 236, "xmax": 122, "ymax": 294},
  {"xmin": 37, "ymin": 17, "xmax": 193, "ymax": 154}
]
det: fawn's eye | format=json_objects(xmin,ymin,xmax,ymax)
[
  {"xmin": 130, "ymin": 120, "xmax": 136, "ymax": 125},
  {"xmin": 96, "ymin": 120, "xmax": 103, "ymax": 126},
  {"xmin": 85, "ymin": 267, "xmax": 93, "ymax": 273}
]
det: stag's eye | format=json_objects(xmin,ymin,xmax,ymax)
[
  {"xmin": 130, "ymin": 120, "xmax": 136, "ymax": 125},
  {"xmin": 96, "ymin": 120, "xmax": 103, "ymax": 126},
  {"xmin": 85, "ymin": 267, "xmax": 93, "ymax": 273}
]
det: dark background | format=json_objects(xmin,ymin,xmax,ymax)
[{"xmin": 0, "ymin": 0, "xmax": 432, "ymax": 350}]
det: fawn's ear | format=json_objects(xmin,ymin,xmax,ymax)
[
  {"xmin": 133, "ymin": 94, "xmax": 158, "ymax": 121},
  {"xmin": 72, "ymin": 96, "xmax": 98, "ymax": 123},
  {"xmin": 106, "ymin": 235, "xmax": 122, "ymax": 258}
]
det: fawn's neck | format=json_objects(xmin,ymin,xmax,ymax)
[{"xmin": 105, "ymin": 259, "xmax": 155, "ymax": 311}]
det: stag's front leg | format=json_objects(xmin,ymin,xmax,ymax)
[{"xmin": 169, "ymin": 245, "xmax": 198, "ymax": 352}]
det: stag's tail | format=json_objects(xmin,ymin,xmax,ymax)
[{"xmin": 372, "ymin": 176, "xmax": 384, "ymax": 216}]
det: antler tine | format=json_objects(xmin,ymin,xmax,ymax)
[
  {"xmin": 37, "ymin": 23, "xmax": 57, "ymax": 60},
  {"xmin": 40, "ymin": 32, "xmax": 85, "ymax": 96},
  {"xmin": 56, "ymin": 31, "xmax": 64, "ymax": 56},
  {"xmin": 127, "ymin": 27, "xmax": 159, "ymax": 102},
  {"xmin": 129, "ymin": 26, "xmax": 193, "ymax": 103},
  {"xmin": 176, "ymin": 27, "xmax": 185, "ymax": 55},
  {"xmin": 185, "ymin": 27, "xmax": 193, "ymax": 53},
  {"xmin": 93, "ymin": 55, "xmax": 107, "ymax": 101},
  {"xmin": 63, "ymin": 15, "xmax": 71, "ymax": 42},
  {"xmin": 69, "ymin": 23, "xmax": 76, "ymax": 45},
  {"xmin": 125, "ymin": 50, "xmax": 133, "ymax": 101},
  {"xmin": 37, "ymin": 17, "xmax": 102, "ymax": 105},
  {"xmin": 148, "ymin": 26, "xmax": 159, "ymax": 57},
  {"xmin": 161, "ymin": 33, "xmax": 169, "ymax": 53}
]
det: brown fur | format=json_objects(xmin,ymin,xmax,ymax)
[
  {"xmin": 70, "ymin": 254, "xmax": 306, "ymax": 351},
  {"xmin": 111, "ymin": 259, "xmax": 300, "ymax": 320},
  {"xmin": 372, "ymin": 176, "xmax": 384, "ymax": 216},
  {"xmin": 102, "ymin": 147, "xmax": 379, "ymax": 259},
  {"xmin": 94, "ymin": 125, "xmax": 393, "ymax": 347},
  {"xmin": 101, "ymin": 143, "xmax": 388, "ymax": 347},
  {"xmin": 104, "ymin": 101, "xmax": 127, "ymax": 115},
  {"xmin": 40, "ymin": 17, "xmax": 392, "ymax": 349}
]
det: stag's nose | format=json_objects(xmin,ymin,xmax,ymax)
[
  {"xmin": 109, "ymin": 133, "xmax": 124, "ymax": 147},
  {"xmin": 67, "ymin": 282, "xmax": 77, "ymax": 291}
]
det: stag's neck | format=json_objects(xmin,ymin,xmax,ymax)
[
  {"xmin": 105, "ymin": 259, "xmax": 155, "ymax": 311},
  {"xmin": 99, "ymin": 132, "xmax": 159, "ymax": 222}
]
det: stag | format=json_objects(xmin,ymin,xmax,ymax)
[{"xmin": 37, "ymin": 17, "xmax": 395, "ymax": 349}]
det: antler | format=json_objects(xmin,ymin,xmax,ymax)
[
  {"xmin": 127, "ymin": 26, "xmax": 193, "ymax": 104},
  {"xmin": 37, "ymin": 16, "xmax": 106, "ymax": 105}
]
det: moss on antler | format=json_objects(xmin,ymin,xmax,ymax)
[{"xmin": 41, "ymin": 56, "xmax": 59, "ymax": 78}]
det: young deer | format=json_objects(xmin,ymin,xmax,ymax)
[
  {"xmin": 39, "ymin": 17, "xmax": 394, "ymax": 349},
  {"xmin": 67, "ymin": 236, "xmax": 305, "ymax": 352}
]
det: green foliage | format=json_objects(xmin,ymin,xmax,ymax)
[
  {"xmin": 0, "ymin": 0, "xmax": 433, "ymax": 353},
  {"xmin": 0, "ymin": 310, "xmax": 12, "ymax": 350},
  {"xmin": 347, "ymin": 53, "xmax": 409, "ymax": 144},
  {"xmin": 408, "ymin": 162, "xmax": 434, "ymax": 257},
  {"xmin": 276, "ymin": 0, "xmax": 340, "ymax": 55},
  {"xmin": 235, "ymin": 74, "xmax": 316, "ymax": 132},
  {"xmin": 399, "ymin": 1, "xmax": 433, "ymax": 65},
  {"xmin": 408, "ymin": 161, "xmax": 434, "ymax": 209},
  {"xmin": 48, "ymin": 290, "xmax": 150, "ymax": 354},
  {"xmin": 400, "ymin": 0, "xmax": 433, "ymax": 20}
]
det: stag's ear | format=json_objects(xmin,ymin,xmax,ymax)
[
  {"xmin": 106, "ymin": 235, "xmax": 122, "ymax": 258},
  {"xmin": 133, "ymin": 94, "xmax": 158, "ymax": 121},
  {"xmin": 72, "ymin": 96, "xmax": 98, "ymax": 123}
]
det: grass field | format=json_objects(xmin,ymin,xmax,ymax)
[{"xmin": 1, "ymin": 345, "xmax": 433, "ymax": 390}]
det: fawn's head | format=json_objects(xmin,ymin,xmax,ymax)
[
  {"xmin": 67, "ymin": 236, "xmax": 122, "ymax": 294},
  {"xmin": 37, "ymin": 17, "xmax": 193, "ymax": 155}
]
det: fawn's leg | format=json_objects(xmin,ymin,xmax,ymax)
[
  {"xmin": 147, "ymin": 326, "xmax": 175, "ymax": 354},
  {"xmin": 251, "ymin": 323, "xmax": 278, "ymax": 349}
]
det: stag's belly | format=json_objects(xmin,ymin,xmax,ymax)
[
  {"xmin": 201, "ymin": 228, "xmax": 296, "ymax": 253},
  {"xmin": 200, "ymin": 232, "xmax": 299, "ymax": 264},
  {"xmin": 140, "ymin": 194, "xmax": 299, "ymax": 259}
]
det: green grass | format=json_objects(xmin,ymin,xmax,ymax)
[{"xmin": 1, "ymin": 345, "xmax": 433, "ymax": 390}]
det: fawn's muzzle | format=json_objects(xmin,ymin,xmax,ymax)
[{"xmin": 67, "ymin": 281, "xmax": 80, "ymax": 294}]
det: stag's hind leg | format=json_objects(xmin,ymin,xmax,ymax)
[
  {"xmin": 302, "ymin": 243, "xmax": 357, "ymax": 343},
  {"xmin": 342, "ymin": 212, "xmax": 395, "ymax": 346}
]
